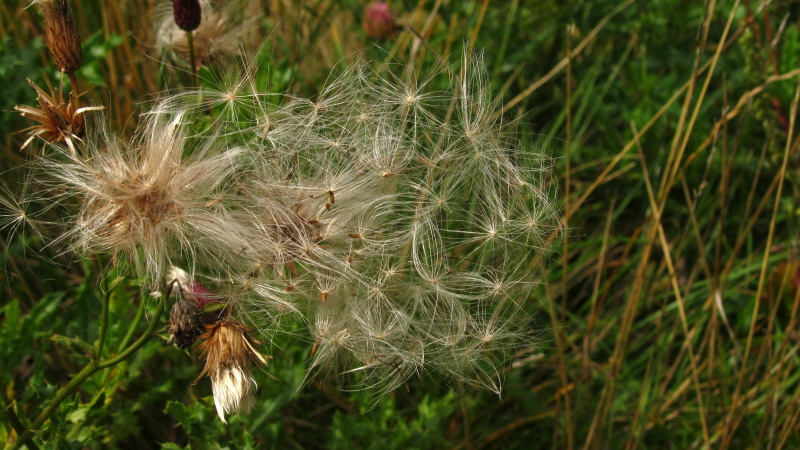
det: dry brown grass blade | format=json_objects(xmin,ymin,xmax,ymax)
[
  {"xmin": 684, "ymin": 68, "xmax": 800, "ymax": 168},
  {"xmin": 720, "ymin": 74, "xmax": 800, "ymax": 449},
  {"xmin": 634, "ymin": 123, "xmax": 711, "ymax": 445},
  {"xmin": 489, "ymin": 0, "xmax": 635, "ymax": 123},
  {"xmin": 582, "ymin": 198, "xmax": 614, "ymax": 378},
  {"xmin": 558, "ymin": 23, "xmax": 575, "ymax": 450}
]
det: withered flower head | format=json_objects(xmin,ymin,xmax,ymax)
[
  {"xmin": 14, "ymin": 76, "xmax": 102, "ymax": 156},
  {"xmin": 168, "ymin": 287, "xmax": 204, "ymax": 349},
  {"xmin": 38, "ymin": 0, "xmax": 83, "ymax": 73},
  {"xmin": 197, "ymin": 318, "xmax": 270, "ymax": 423},
  {"xmin": 173, "ymin": 0, "xmax": 202, "ymax": 32}
]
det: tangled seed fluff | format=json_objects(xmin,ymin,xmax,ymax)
[{"xmin": 42, "ymin": 55, "xmax": 559, "ymax": 409}]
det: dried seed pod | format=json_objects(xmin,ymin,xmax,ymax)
[
  {"xmin": 197, "ymin": 318, "xmax": 270, "ymax": 423},
  {"xmin": 172, "ymin": 0, "xmax": 202, "ymax": 32},
  {"xmin": 39, "ymin": 0, "xmax": 83, "ymax": 73},
  {"xmin": 168, "ymin": 295, "xmax": 204, "ymax": 350}
]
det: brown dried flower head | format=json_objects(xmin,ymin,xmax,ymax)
[
  {"xmin": 168, "ymin": 289, "xmax": 204, "ymax": 350},
  {"xmin": 197, "ymin": 318, "xmax": 271, "ymax": 423},
  {"xmin": 39, "ymin": 0, "xmax": 83, "ymax": 73},
  {"xmin": 14, "ymin": 76, "xmax": 102, "ymax": 156},
  {"xmin": 166, "ymin": 267, "xmax": 226, "ymax": 349}
]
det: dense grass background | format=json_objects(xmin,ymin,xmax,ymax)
[{"xmin": 2, "ymin": 0, "xmax": 800, "ymax": 448}]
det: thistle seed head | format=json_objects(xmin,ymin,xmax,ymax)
[
  {"xmin": 197, "ymin": 318, "xmax": 270, "ymax": 423},
  {"xmin": 44, "ymin": 111, "xmax": 248, "ymax": 284},
  {"xmin": 29, "ymin": 51, "xmax": 557, "ymax": 406},
  {"xmin": 38, "ymin": 0, "xmax": 83, "ymax": 73}
]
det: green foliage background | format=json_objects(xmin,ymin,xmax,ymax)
[{"xmin": 2, "ymin": 0, "xmax": 800, "ymax": 448}]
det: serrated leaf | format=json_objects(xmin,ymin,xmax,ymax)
[
  {"xmin": 50, "ymin": 335, "xmax": 94, "ymax": 357},
  {"xmin": 164, "ymin": 401, "xmax": 194, "ymax": 434}
]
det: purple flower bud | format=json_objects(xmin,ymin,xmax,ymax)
[
  {"xmin": 363, "ymin": 2, "xmax": 399, "ymax": 39},
  {"xmin": 173, "ymin": 0, "xmax": 202, "ymax": 32}
]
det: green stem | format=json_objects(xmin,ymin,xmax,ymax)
[
  {"xmin": 186, "ymin": 30, "xmax": 198, "ymax": 87},
  {"xmin": 95, "ymin": 287, "xmax": 111, "ymax": 362},
  {"xmin": 117, "ymin": 296, "xmax": 146, "ymax": 353},
  {"xmin": 0, "ymin": 235, "xmax": 37, "ymax": 306},
  {"xmin": 5, "ymin": 294, "xmax": 165, "ymax": 450}
]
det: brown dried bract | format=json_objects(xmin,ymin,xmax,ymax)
[
  {"xmin": 168, "ymin": 295, "xmax": 204, "ymax": 350},
  {"xmin": 14, "ymin": 76, "xmax": 102, "ymax": 156},
  {"xmin": 196, "ymin": 318, "xmax": 271, "ymax": 423}
]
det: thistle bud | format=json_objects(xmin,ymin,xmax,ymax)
[
  {"xmin": 362, "ymin": 2, "xmax": 399, "ymax": 40},
  {"xmin": 39, "ymin": 0, "xmax": 83, "ymax": 74},
  {"xmin": 173, "ymin": 0, "xmax": 202, "ymax": 32},
  {"xmin": 168, "ymin": 295, "xmax": 204, "ymax": 350},
  {"xmin": 197, "ymin": 319, "xmax": 270, "ymax": 423}
]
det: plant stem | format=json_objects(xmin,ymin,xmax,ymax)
[
  {"xmin": 117, "ymin": 295, "xmax": 146, "ymax": 352},
  {"xmin": 68, "ymin": 72, "xmax": 80, "ymax": 105},
  {"xmin": 95, "ymin": 286, "xmax": 111, "ymax": 362},
  {"xmin": 4, "ymin": 294, "xmax": 165, "ymax": 450},
  {"xmin": 186, "ymin": 30, "xmax": 198, "ymax": 87},
  {"xmin": 0, "ymin": 235, "xmax": 37, "ymax": 306}
]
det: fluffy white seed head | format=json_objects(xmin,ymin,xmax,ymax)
[
  {"xmin": 30, "ymin": 50, "xmax": 557, "ymax": 403},
  {"xmin": 41, "ymin": 110, "xmax": 249, "ymax": 284}
]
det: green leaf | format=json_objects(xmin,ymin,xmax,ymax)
[
  {"xmin": 50, "ymin": 335, "xmax": 94, "ymax": 358},
  {"xmin": 2, "ymin": 299, "xmax": 20, "ymax": 338},
  {"xmin": 160, "ymin": 443, "xmax": 186, "ymax": 450},
  {"xmin": 164, "ymin": 400, "xmax": 194, "ymax": 435},
  {"xmin": 202, "ymin": 302, "xmax": 226, "ymax": 313}
]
